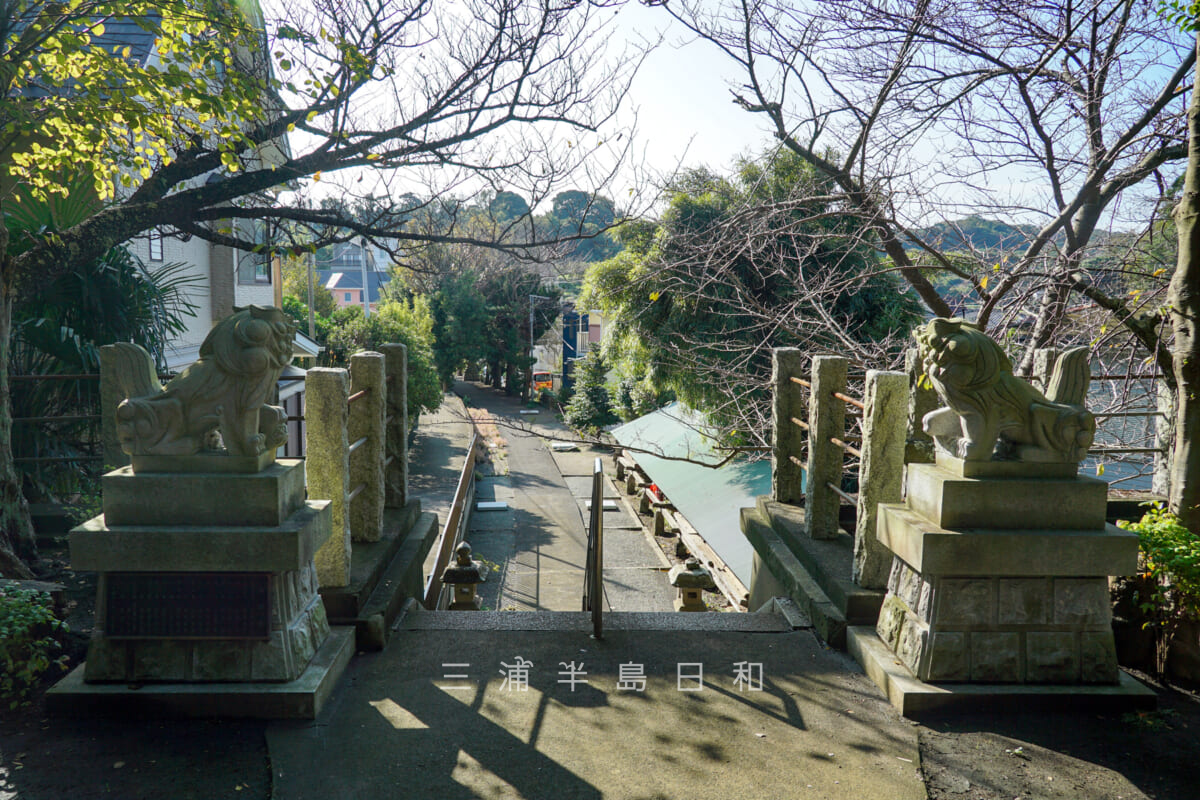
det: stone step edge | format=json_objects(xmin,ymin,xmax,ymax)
[
  {"xmin": 397, "ymin": 608, "xmax": 798, "ymax": 633},
  {"xmin": 753, "ymin": 497, "xmax": 885, "ymax": 624},
  {"xmin": 45, "ymin": 626, "xmax": 355, "ymax": 720},
  {"xmin": 319, "ymin": 501, "xmax": 422, "ymax": 619},
  {"xmin": 740, "ymin": 507, "xmax": 846, "ymax": 648},
  {"xmin": 847, "ymin": 625, "xmax": 1157, "ymax": 718},
  {"xmin": 352, "ymin": 511, "xmax": 440, "ymax": 650}
]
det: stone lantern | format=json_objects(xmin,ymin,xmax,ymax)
[
  {"xmin": 441, "ymin": 542, "xmax": 488, "ymax": 610},
  {"xmin": 669, "ymin": 557, "xmax": 715, "ymax": 612}
]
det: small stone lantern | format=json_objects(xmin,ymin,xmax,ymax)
[
  {"xmin": 441, "ymin": 542, "xmax": 488, "ymax": 610},
  {"xmin": 669, "ymin": 557, "xmax": 715, "ymax": 612}
]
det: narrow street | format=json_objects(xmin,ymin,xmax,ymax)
[{"xmin": 452, "ymin": 381, "xmax": 674, "ymax": 612}]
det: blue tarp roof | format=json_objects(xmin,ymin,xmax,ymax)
[{"xmin": 611, "ymin": 403, "xmax": 772, "ymax": 587}]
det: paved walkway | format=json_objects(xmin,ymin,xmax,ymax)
[
  {"xmin": 408, "ymin": 391, "xmax": 474, "ymax": 529},
  {"xmin": 266, "ymin": 608, "xmax": 926, "ymax": 800},
  {"xmin": 454, "ymin": 381, "xmax": 674, "ymax": 613}
]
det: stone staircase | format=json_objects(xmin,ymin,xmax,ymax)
[
  {"xmin": 319, "ymin": 501, "xmax": 439, "ymax": 649},
  {"xmin": 740, "ymin": 496, "xmax": 885, "ymax": 648}
]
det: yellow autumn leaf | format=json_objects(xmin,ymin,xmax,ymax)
[
  {"xmin": 1153, "ymin": 268, "xmax": 1167, "ymax": 277},
  {"xmin": 312, "ymin": 171, "xmax": 321, "ymax": 181},
  {"xmin": 980, "ymin": 275, "xmax": 989, "ymax": 290},
  {"xmin": 993, "ymin": 263, "xmax": 1000, "ymax": 272},
  {"xmin": 1096, "ymin": 463, "xmax": 1105, "ymax": 476},
  {"xmin": 649, "ymin": 291, "xmax": 660, "ymax": 301}
]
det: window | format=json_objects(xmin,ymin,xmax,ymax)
[
  {"xmin": 148, "ymin": 229, "xmax": 164, "ymax": 261},
  {"xmin": 237, "ymin": 223, "xmax": 272, "ymax": 285},
  {"xmin": 345, "ymin": 292, "xmax": 352, "ymax": 302}
]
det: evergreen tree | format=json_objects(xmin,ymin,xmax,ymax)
[{"xmin": 564, "ymin": 349, "xmax": 617, "ymax": 432}]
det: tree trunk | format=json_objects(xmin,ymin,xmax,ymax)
[
  {"xmin": 1169, "ymin": 31, "xmax": 1200, "ymax": 533},
  {"xmin": 0, "ymin": 275, "xmax": 38, "ymax": 578}
]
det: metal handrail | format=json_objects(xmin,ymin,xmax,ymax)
[
  {"xmin": 423, "ymin": 433, "xmax": 480, "ymax": 609},
  {"xmin": 582, "ymin": 457, "xmax": 604, "ymax": 639}
]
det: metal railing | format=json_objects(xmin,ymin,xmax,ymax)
[
  {"xmin": 423, "ymin": 433, "xmax": 481, "ymax": 610},
  {"xmin": 582, "ymin": 457, "xmax": 604, "ymax": 639}
]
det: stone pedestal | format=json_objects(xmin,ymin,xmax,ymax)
[
  {"xmin": 53, "ymin": 458, "xmax": 351, "ymax": 717},
  {"xmin": 873, "ymin": 455, "xmax": 1138, "ymax": 685}
]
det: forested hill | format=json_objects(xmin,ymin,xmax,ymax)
[{"xmin": 913, "ymin": 215, "xmax": 1042, "ymax": 252}]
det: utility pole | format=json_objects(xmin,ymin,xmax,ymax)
[
  {"xmin": 360, "ymin": 237, "xmax": 372, "ymax": 317},
  {"xmin": 528, "ymin": 293, "xmax": 550, "ymax": 402},
  {"xmin": 306, "ymin": 251, "xmax": 316, "ymax": 339}
]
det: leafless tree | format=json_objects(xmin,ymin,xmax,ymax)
[{"xmin": 660, "ymin": 0, "xmax": 1192, "ymax": 378}]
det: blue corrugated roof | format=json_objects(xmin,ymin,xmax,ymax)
[{"xmin": 611, "ymin": 403, "xmax": 772, "ymax": 587}]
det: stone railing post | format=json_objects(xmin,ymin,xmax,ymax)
[
  {"xmin": 306, "ymin": 368, "xmax": 351, "ymax": 587},
  {"xmin": 1154, "ymin": 379, "xmax": 1175, "ymax": 497},
  {"xmin": 347, "ymin": 351, "xmax": 386, "ymax": 542},
  {"xmin": 853, "ymin": 370, "xmax": 908, "ymax": 589},
  {"xmin": 98, "ymin": 344, "xmax": 152, "ymax": 468},
  {"xmin": 379, "ymin": 343, "xmax": 408, "ymax": 508},
  {"xmin": 905, "ymin": 348, "xmax": 938, "ymax": 465},
  {"xmin": 771, "ymin": 348, "xmax": 806, "ymax": 505},
  {"xmin": 1031, "ymin": 347, "xmax": 1060, "ymax": 395},
  {"xmin": 805, "ymin": 355, "xmax": 847, "ymax": 539}
]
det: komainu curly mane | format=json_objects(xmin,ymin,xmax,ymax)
[
  {"xmin": 115, "ymin": 306, "xmax": 296, "ymax": 457},
  {"xmin": 915, "ymin": 318, "xmax": 1094, "ymax": 463}
]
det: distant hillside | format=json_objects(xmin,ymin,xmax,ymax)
[{"xmin": 913, "ymin": 215, "xmax": 1041, "ymax": 252}]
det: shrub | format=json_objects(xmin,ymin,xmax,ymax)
[
  {"xmin": 1118, "ymin": 506, "xmax": 1200, "ymax": 677},
  {"xmin": 0, "ymin": 587, "xmax": 69, "ymax": 707},
  {"xmin": 564, "ymin": 349, "xmax": 617, "ymax": 432}
]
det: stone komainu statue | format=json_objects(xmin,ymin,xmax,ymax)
[
  {"xmin": 915, "ymin": 317, "xmax": 1094, "ymax": 464},
  {"xmin": 114, "ymin": 306, "xmax": 296, "ymax": 458}
]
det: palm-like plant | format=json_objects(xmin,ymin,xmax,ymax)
[{"xmin": 5, "ymin": 177, "xmax": 198, "ymax": 498}]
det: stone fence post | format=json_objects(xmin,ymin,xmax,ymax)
[
  {"xmin": 379, "ymin": 343, "xmax": 408, "ymax": 508},
  {"xmin": 347, "ymin": 352, "xmax": 386, "ymax": 542},
  {"xmin": 853, "ymin": 370, "xmax": 908, "ymax": 589},
  {"xmin": 1031, "ymin": 347, "xmax": 1060, "ymax": 395},
  {"xmin": 905, "ymin": 348, "xmax": 937, "ymax": 465},
  {"xmin": 306, "ymin": 368, "xmax": 351, "ymax": 588},
  {"xmin": 805, "ymin": 355, "xmax": 847, "ymax": 539},
  {"xmin": 98, "ymin": 344, "xmax": 153, "ymax": 468},
  {"xmin": 1154, "ymin": 379, "xmax": 1175, "ymax": 497},
  {"xmin": 771, "ymin": 348, "xmax": 806, "ymax": 505}
]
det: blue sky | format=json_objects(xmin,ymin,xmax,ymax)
[{"xmin": 613, "ymin": 3, "xmax": 776, "ymax": 183}]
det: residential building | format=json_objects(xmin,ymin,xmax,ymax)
[{"xmin": 315, "ymin": 241, "xmax": 393, "ymax": 315}]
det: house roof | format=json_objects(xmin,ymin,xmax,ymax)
[
  {"xmin": 610, "ymin": 403, "xmax": 770, "ymax": 587},
  {"xmin": 315, "ymin": 242, "xmax": 391, "ymax": 272},
  {"xmin": 319, "ymin": 269, "xmax": 391, "ymax": 305}
]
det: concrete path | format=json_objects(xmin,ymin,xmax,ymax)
[
  {"xmin": 455, "ymin": 382, "xmax": 673, "ymax": 613},
  {"xmin": 266, "ymin": 609, "xmax": 926, "ymax": 800},
  {"xmin": 409, "ymin": 391, "xmax": 474, "ymax": 528}
]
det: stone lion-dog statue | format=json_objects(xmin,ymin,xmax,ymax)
[
  {"xmin": 114, "ymin": 305, "xmax": 296, "ymax": 458},
  {"xmin": 914, "ymin": 318, "xmax": 1094, "ymax": 463}
]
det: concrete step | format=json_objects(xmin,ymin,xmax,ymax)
[
  {"xmin": 741, "ymin": 507, "xmax": 846, "ymax": 647},
  {"xmin": 320, "ymin": 502, "xmax": 439, "ymax": 649},
  {"xmin": 754, "ymin": 496, "xmax": 885, "ymax": 626},
  {"xmin": 353, "ymin": 511, "xmax": 439, "ymax": 649},
  {"xmin": 398, "ymin": 607, "xmax": 801, "ymax": 633}
]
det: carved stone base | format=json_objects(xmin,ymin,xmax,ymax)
[
  {"xmin": 70, "ymin": 463, "xmax": 335, "ymax": 686},
  {"xmin": 873, "ymin": 466, "xmax": 1137, "ymax": 685},
  {"xmin": 875, "ymin": 561, "xmax": 1119, "ymax": 683},
  {"xmin": 84, "ymin": 564, "xmax": 330, "ymax": 683}
]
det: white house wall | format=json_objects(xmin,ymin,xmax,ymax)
[{"xmin": 129, "ymin": 232, "xmax": 213, "ymax": 371}]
